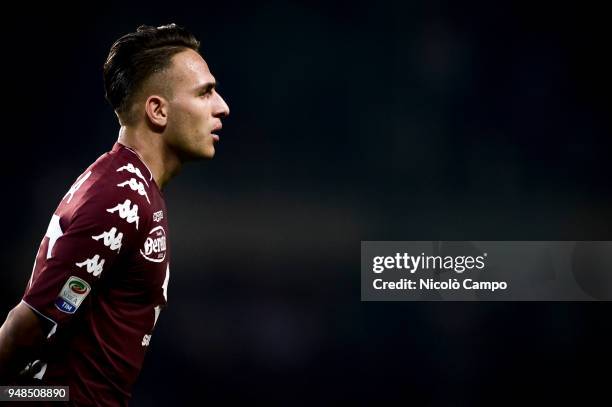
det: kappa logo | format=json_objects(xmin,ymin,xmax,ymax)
[
  {"xmin": 92, "ymin": 227, "xmax": 123, "ymax": 253},
  {"xmin": 116, "ymin": 163, "xmax": 149, "ymax": 187},
  {"xmin": 107, "ymin": 199, "xmax": 139, "ymax": 229},
  {"xmin": 117, "ymin": 178, "xmax": 150, "ymax": 203},
  {"xmin": 140, "ymin": 226, "xmax": 167, "ymax": 263},
  {"xmin": 76, "ymin": 254, "xmax": 105, "ymax": 277},
  {"xmin": 55, "ymin": 276, "xmax": 91, "ymax": 314},
  {"xmin": 153, "ymin": 210, "xmax": 164, "ymax": 222},
  {"xmin": 64, "ymin": 171, "xmax": 92, "ymax": 203}
]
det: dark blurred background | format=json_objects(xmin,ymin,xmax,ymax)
[{"xmin": 1, "ymin": 0, "xmax": 611, "ymax": 405}]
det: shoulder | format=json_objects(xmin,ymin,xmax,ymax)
[{"xmin": 62, "ymin": 144, "xmax": 157, "ymax": 234}]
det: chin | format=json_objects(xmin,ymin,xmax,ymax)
[
  {"xmin": 200, "ymin": 146, "xmax": 216, "ymax": 159},
  {"xmin": 175, "ymin": 145, "xmax": 214, "ymax": 161}
]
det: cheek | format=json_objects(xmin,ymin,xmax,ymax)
[
  {"xmin": 181, "ymin": 104, "xmax": 208, "ymax": 128},
  {"xmin": 168, "ymin": 100, "xmax": 209, "ymax": 141},
  {"xmin": 169, "ymin": 107, "xmax": 194, "ymax": 132}
]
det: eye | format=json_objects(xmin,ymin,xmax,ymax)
[{"xmin": 200, "ymin": 87, "xmax": 214, "ymax": 98}]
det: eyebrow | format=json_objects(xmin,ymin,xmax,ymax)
[{"xmin": 196, "ymin": 82, "xmax": 217, "ymax": 94}]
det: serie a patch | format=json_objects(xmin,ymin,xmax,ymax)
[{"xmin": 55, "ymin": 276, "xmax": 91, "ymax": 314}]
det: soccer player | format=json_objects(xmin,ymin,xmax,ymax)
[{"xmin": 0, "ymin": 24, "xmax": 229, "ymax": 405}]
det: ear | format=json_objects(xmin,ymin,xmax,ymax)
[{"xmin": 144, "ymin": 95, "xmax": 168, "ymax": 127}]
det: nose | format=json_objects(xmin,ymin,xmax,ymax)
[{"xmin": 213, "ymin": 91, "xmax": 230, "ymax": 118}]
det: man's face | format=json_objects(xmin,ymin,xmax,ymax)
[{"xmin": 163, "ymin": 49, "xmax": 229, "ymax": 160}]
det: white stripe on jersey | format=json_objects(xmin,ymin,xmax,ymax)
[{"xmin": 64, "ymin": 171, "xmax": 92, "ymax": 203}]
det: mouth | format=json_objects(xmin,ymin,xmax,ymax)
[{"xmin": 211, "ymin": 123, "xmax": 222, "ymax": 142}]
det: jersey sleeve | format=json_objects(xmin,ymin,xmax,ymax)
[{"xmin": 22, "ymin": 170, "xmax": 152, "ymax": 337}]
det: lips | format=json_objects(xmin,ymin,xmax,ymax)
[{"xmin": 211, "ymin": 123, "xmax": 222, "ymax": 142}]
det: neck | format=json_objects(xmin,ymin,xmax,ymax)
[{"xmin": 117, "ymin": 125, "xmax": 182, "ymax": 189}]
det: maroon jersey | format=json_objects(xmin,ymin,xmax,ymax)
[{"xmin": 21, "ymin": 142, "xmax": 170, "ymax": 406}]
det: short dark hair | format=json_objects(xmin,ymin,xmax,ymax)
[{"xmin": 103, "ymin": 24, "xmax": 200, "ymax": 123}]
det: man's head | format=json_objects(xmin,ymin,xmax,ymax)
[{"xmin": 104, "ymin": 24, "xmax": 229, "ymax": 160}]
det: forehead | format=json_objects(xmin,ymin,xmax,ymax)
[{"xmin": 167, "ymin": 49, "xmax": 215, "ymax": 89}]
